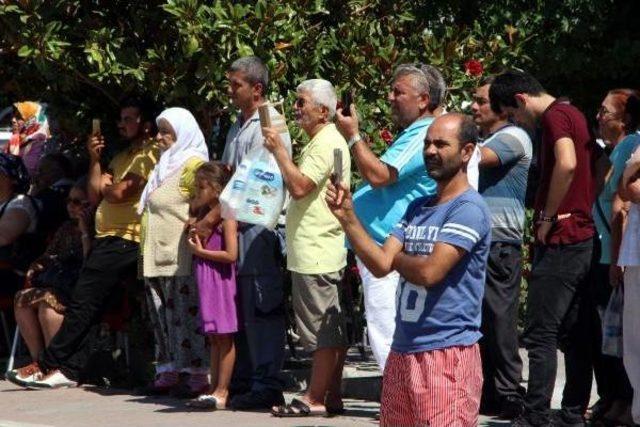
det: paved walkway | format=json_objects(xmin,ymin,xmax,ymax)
[{"xmin": 0, "ymin": 350, "xmax": 596, "ymax": 426}]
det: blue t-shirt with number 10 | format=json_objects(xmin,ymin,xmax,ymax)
[{"xmin": 389, "ymin": 188, "xmax": 491, "ymax": 353}]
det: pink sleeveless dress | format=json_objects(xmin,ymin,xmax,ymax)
[{"xmin": 195, "ymin": 226, "xmax": 238, "ymax": 334}]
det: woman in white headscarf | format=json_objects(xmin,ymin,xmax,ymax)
[{"xmin": 138, "ymin": 107, "xmax": 210, "ymax": 397}]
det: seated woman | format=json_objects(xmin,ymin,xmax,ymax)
[
  {"xmin": 7, "ymin": 177, "xmax": 93, "ymax": 385},
  {"xmin": 0, "ymin": 153, "xmax": 40, "ymax": 297}
]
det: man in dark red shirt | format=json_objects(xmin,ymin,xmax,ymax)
[{"xmin": 490, "ymin": 71, "xmax": 596, "ymax": 427}]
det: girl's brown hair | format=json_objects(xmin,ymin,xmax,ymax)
[{"xmin": 195, "ymin": 161, "xmax": 232, "ymax": 193}]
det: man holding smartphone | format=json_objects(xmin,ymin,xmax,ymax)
[
  {"xmin": 8, "ymin": 95, "xmax": 160, "ymax": 388},
  {"xmin": 335, "ymin": 63, "xmax": 445, "ymax": 373}
]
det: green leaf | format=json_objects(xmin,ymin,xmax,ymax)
[{"xmin": 17, "ymin": 45, "xmax": 33, "ymax": 57}]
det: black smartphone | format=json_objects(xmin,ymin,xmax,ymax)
[
  {"xmin": 331, "ymin": 148, "xmax": 343, "ymax": 186},
  {"xmin": 341, "ymin": 90, "xmax": 353, "ymax": 116}
]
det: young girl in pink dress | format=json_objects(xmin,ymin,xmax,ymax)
[{"xmin": 187, "ymin": 162, "xmax": 238, "ymax": 409}]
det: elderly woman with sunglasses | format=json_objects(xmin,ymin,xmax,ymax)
[{"xmin": 7, "ymin": 177, "xmax": 94, "ymax": 385}]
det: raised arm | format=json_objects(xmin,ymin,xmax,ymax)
[
  {"xmin": 325, "ymin": 182, "xmax": 403, "ymax": 276},
  {"xmin": 335, "ymin": 106, "xmax": 398, "ymax": 188},
  {"xmin": 262, "ymin": 127, "xmax": 316, "ymax": 200}
]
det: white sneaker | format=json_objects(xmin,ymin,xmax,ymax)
[{"xmin": 27, "ymin": 369, "xmax": 77, "ymax": 389}]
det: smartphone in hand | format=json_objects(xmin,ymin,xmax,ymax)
[
  {"xmin": 341, "ymin": 90, "xmax": 353, "ymax": 116},
  {"xmin": 92, "ymin": 118, "xmax": 101, "ymax": 135},
  {"xmin": 331, "ymin": 148, "xmax": 343, "ymax": 186},
  {"xmin": 258, "ymin": 103, "xmax": 271, "ymax": 136}
]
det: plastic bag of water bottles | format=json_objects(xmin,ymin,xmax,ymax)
[{"xmin": 220, "ymin": 102, "xmax": 288, "ymax": 229}]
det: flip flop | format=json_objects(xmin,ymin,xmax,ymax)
[
  {"xmin": 186, "ymin": 394, "xmax": 225, "ymax": 410},
  {"xmin": 271, "ymin": 398, "xmax": 327, "ymax": 418}
]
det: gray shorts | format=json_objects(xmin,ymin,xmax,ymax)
[{"xmin": 291, "ymin": 270, "xmax": 348, "ymax": 352}]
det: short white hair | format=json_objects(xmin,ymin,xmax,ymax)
[{"xmin": 296, "ymin": 79, "xmax": 337, "ymax": 119}]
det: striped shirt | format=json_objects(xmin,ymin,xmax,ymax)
[{"xmin": 478, "ymin": 124, "xmax": 532, "ymax": 243}]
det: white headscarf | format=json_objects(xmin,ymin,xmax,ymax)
[{"xmin": 138, "ymin": 107, "xmax": 209, "ymax": 214}]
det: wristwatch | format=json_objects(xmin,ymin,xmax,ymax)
[
  {"xmin": 348, "ymin": 134, "xmax": 362, "ymax": 149},
  {"xmin": 538, "ymin": 211, "xmax": 556, "ymax": 223}
]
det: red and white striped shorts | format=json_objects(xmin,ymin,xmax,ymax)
[{"xmin": 380, "ymin": 344, "xmax": 482, "ymax": 427}]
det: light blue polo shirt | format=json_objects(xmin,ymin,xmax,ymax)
[
  {"xmin": 352, "ymin": 117, "xmax": 437, "ymax": 245},
  {"xmin": 595, "ymin": 132, "xmax": 640, "ymax": 264}
]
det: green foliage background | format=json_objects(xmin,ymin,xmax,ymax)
[
  {"xmin": 2, "ymin": 0, "xmax": 639, "ymax": 155},
  {"xmin": 2, "ymin": 0, "xmax": 637, "ymax": 328}
]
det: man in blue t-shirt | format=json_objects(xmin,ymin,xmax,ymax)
[
  {"xmin": 472, "ymin": 76, "xmax": 532, "ymax": 419},
  {"xmin": 327, "ymin": 113, "xmax": 491, "ymax": 426},
  {"xmin": 334, "ymin": 63, "xmax": 444, "ymax": 372}
]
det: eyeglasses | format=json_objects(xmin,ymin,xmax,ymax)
[{"xmin": 598, "ymin": 106, "xmax": 619, "ymax": 119}]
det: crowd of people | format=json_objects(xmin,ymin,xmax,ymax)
[{"xmin": 1, "ymin": 55, "xmax": 640, "ymax": 427}]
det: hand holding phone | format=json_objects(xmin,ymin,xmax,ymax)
[{"xmin": 331, "ymin": 148, "xmax": 343, "ymax": 186}]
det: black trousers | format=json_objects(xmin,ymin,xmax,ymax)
[
  {"xmin": 480, "ymin": 242, "xmax": 524, "ymax": 404},
  {"xmin": 39, "ymin": 236, "xmax": 138, "ymax": 381},
  {"xmin": 523, "ymin": 238, "xmax": 594, "ymax": 425}
]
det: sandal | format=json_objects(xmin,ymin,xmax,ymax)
[
  {"xmin": 271, "ymin": 397, "xmax": 326, "ymax": 418},
  {"xmin": 186, "ymin": 394, "xmax": 225, "ymax": 410}
]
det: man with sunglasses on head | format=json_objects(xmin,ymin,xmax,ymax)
[
  {"xmin": 7, "ymin": 95, "xmax": 160, "ymax": 389},
  {"xmin": 471, "ymin": 76, "xmax": 532, "ymax": 419},
  {"xmin": 335, "ymin": 63, "xmax": 446, "ymax": 375}
]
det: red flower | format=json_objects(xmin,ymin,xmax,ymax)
[
  {"xmin": 379, "ymin": 128, "xmax": 394, "ymax": 145},
  {"xmin": 464, "ymin": 59, "xmax": 484, "ymax": 77}
]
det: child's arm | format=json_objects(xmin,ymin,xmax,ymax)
[{"xmin": 188, "ymin": 219, "xmax": 238, "ymax": 263}]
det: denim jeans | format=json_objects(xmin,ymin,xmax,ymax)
[{"xmin": 523, "ymin": 238, "xmax": 593, "ymax": 425}]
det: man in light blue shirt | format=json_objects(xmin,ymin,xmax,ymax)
[{"xmin": 335, "ymin": 63, "xmax": 444, "ymax": 371}]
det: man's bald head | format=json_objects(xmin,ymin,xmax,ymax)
[{"xmin": 423, "ymin": 113, "xmax": 478, "ymax": 182}]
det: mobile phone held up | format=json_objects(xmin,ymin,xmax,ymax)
[
  {"xmin": 331, "ymin": 148, "xmax": 343, "ymax": 187},
  {"xmin": 341, "ymin": 90, "xmax": 353, "ymax": 116},
  {"xmin": 92, "ymin": 118, "xmax": 101, "ymax": 135}
]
